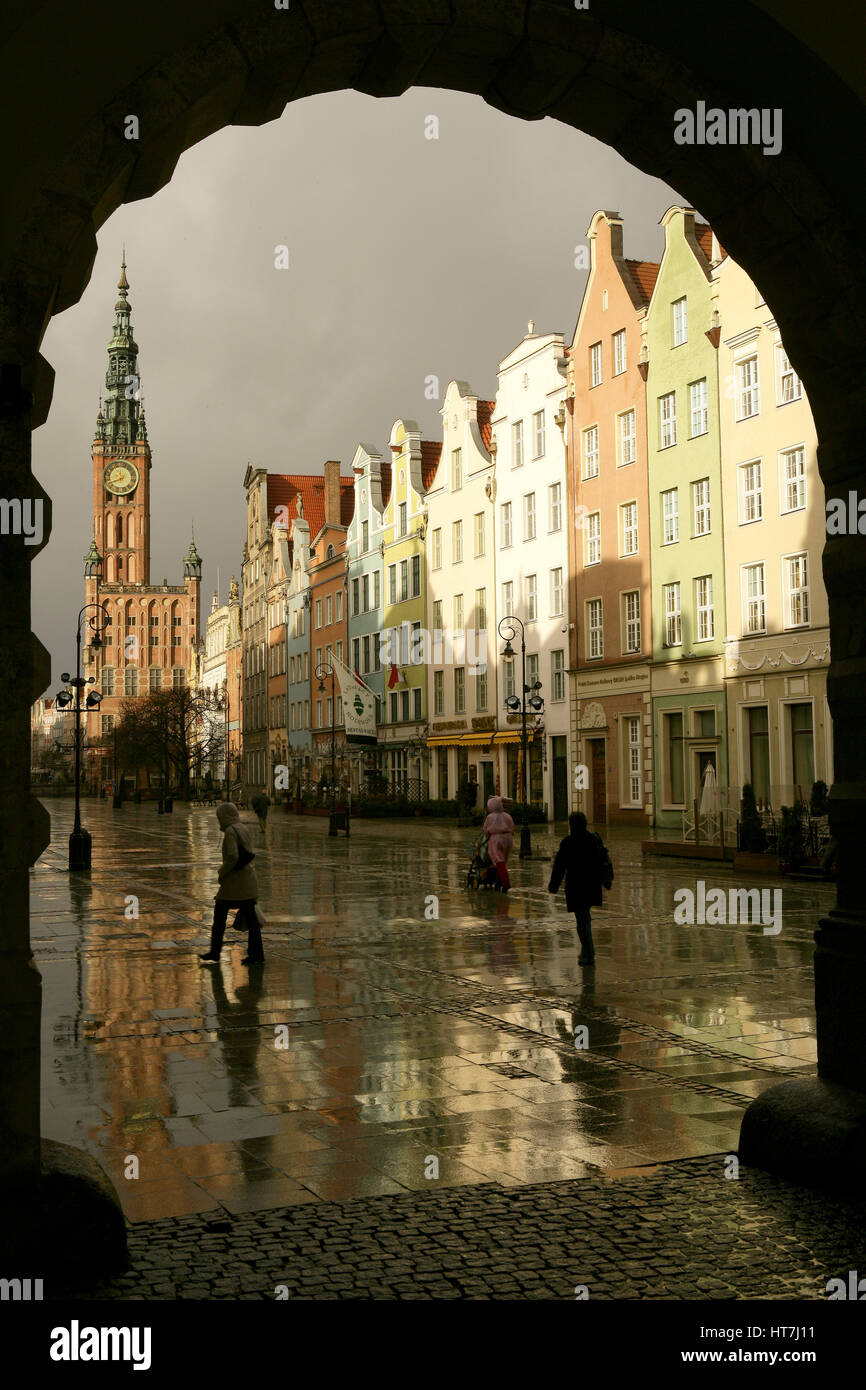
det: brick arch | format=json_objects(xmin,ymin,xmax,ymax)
[{"xmin": 4, "ymin": 1, "xmax": 866, "ymax": 1211}]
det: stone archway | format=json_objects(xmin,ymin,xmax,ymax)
[{"xmin": 3, "ymin": 1, "xmax": 866, "ymax": 1259}]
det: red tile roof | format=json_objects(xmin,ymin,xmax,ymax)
[
  {"xmin": 476, "ymin": 400, "xmax": 495, "ymax": 452},
  {"xmin": 624, "ymin": 258, "xmax": 660, "ymax": 304},
  {"xmin": 694, "ymin": 221, "xmax": 726, "ymax": 264},
  {"xmin": 379, "ymin": 458, "xmax": 392, "ymax": 510},
  {"xmin": 421, "ymin": 440, "xmax": 442, "ymax": 491},
  {"xmin": 266, "ymin": 472, "xmax": 355, "ymax": 554}
]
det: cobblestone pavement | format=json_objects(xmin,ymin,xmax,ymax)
[
  {"xmin": 54, "ymin": 1155, "xmax": 866, "ymax": 1301},
  {"xmin": 32, "ymin": 799, "xmax": 833, "ymax": 1228}
]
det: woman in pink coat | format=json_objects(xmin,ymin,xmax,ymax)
[{"xmin": 482, "ymin": 795, "xmax": 514, "ymax": 891}]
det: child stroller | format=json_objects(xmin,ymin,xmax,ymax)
[{"xmin": 466, "ymin": 830, "xmax": 499, "ymax": 890}]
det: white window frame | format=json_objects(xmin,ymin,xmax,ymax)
[
  {"xmin": 523, "ymin": 492, "xmax": 536, "ymax": 541},
  {"xmin": 693, "ymin": 478, "xmax": 711, "ymax": 536},
  {"xmin": 512, "ymin": 420, "xmax": 524, "ymax": 469},
  {"xmin": 585, "ymin": 511, "xmax": 601, "ymax": 566},
  {"xmin": 659, "ymin": 392, "xmax": 677, "ymax": 449},
  {"xmin": 432, "ymin": 528, "xmax": 442, "ymax": 569},
  {"xmin": 779, "ymin": 444, "xmax": 807, "ymax": 514},
  {"xmin": 738, "ymin": 458, "xmax": 764, "ymax": 525},
  {"xmin": 618, "ymin": 409, "xmax": 636, "ymax": 466},
  {"xmin": 613, "ymin": 329, "xmax": 627, "ymax": 376},
  {"xmin": 695, "ymin": 574, "xmax": 715, "ymax": 642},
  {"xmin": 590, "ymin": 341, "xmax": 602, "ymax": 387},
  {"xmin": 775, "ymin": 342, "xmax": 802, "ymax": 406},
  {"xmin": 532, "ymin": 410, "xmax": 545, "ymax": 458},
  {"xmin": 474, "ymin": 511, "xmax": 485, "ymax": 557},
  {"xmin": 526, "ymin": 574, "xmax": 538, "ymax": 622},
  {"xmin": 550, "ymin": 567, "xmax": 563, "ymax": 618},
  {"xmin": 623, "ymin": 715, "xmax": 642, "ymax": 806},
  {"xmin": 548, "ymin": 482, "xmax": 562, "ymax": 531},
  {"xmin": 742, "ymin": 562, "xmax": 767, "ymax": 635},
  {"xmin": 663, "ymin": 581, "xmax": 682, "ymax": 647},
  {"xmin": 501, "ymin": 501, "xmax": 513, "ymax": 548},
  {"xmin": 452, "ymin": 519, "xmax": 463, "ymax": 564},
  {"xmin": 783, "ymin": 552, "xmax": 811, "ymax": 629},
  {"xmin": 672, "ymin": 296, "xmax": 688, "ymax": 346},
  {"xmin": 586, "ymin": 598, "xmax": 603, "ymax": 660},
  {"xmin": 689, "ymin": 378, "xmax": 708, "ymax": 437},
  {"xmin": 551, "ymin": 649, "xmax": 565, "ymax": 702},
  {"xmin": 583, "ymin": 424, "xmax": 599, "ymax": 479},
  {"xmin": 661, "ymin": 488, "xmax": 679, "ymax": 545},
  {"xmin": 620, "ymin": 500, "xmax": 638, "ymax": 556},
  {"xmin": 736, "ymin": 354, "xmax": 760, "ymax": 420},
  {"xmin": 622, "ymin": 589, "xmax": 641, "ymax": 654}
]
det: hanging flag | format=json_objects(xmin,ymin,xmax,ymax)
[
  {"xmin": 387, "ymin": 663, "xmax": 401, "ymax": 690},
  {"xmin": 331, "ymin": 652, "xmax": 378, "ymax": 746}
]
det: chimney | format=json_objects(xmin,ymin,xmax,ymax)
[{"xmin": 324, "ymin": 459, "xmax": 341, "ymax": 526}]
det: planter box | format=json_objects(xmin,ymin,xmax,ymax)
[{"xmin": 732, "ymin": 851, "xmax": 781, "ymax": 875}]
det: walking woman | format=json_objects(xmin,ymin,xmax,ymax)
[
  {"xmin": 482, "ymin": 795, "xmax": 515, "ymax": 891},
  {"xmin": 200, "ymin": 802, "xmax": 265, "ymax": 966},
  {"xmin": 548, "ymin": 811, "xmax": 612, "ymax": 966}
]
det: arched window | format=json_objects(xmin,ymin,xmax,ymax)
[
  {"xmin": 106, "ymin": 512, "xmax": 115, "ymax": 549},
  {"xmin": 327, "ymin": 544, "xmax": 335, "ymax": 559}
]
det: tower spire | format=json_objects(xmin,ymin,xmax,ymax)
[{"xmin": 101, "ymin": 250, "xmax": 141, "ymax": 449}]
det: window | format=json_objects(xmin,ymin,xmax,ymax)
[
  {"xmin": 736, "ymin": 355, "xmax": 760, "ymax": 418},
  {"xmin": 399, "ymin": 501, "xmax": 407, "ymax": 536},
  {"xmin": 399, "ymin": 558, "xmax": 408, "ymax": 601},
  {"xmin": 551, "ymin": 649, "xmax": 565, "ymax": 702},
  {"xmin": 739, "ymin": 460, "xmax": 763, "ymax": 523},
  {"xmin": 526, "ymin": 574, "xmax": 537, "ymax": 622},
  {"xmin": 432, "ymin": 528, "xmax": 442, "ymax": 569},
  {"xmin": 454, "ymin": 667, "xmax": 465, "ymax": 714},
  {"xmin": 548, "ymin": 482, "xmax": 562, "ymax": 531},
  {"xmin": 352, "ymin": 577, "xmax": 360, "ymax": 615},
  {"xmin": 324, "ymin": 595, "xmax": 332, "ymax": 626},
  {"xmin": 695, "ymin": 575, "xmax": 714, "ymax": 641},
  {"xmin": 373, "ymin": 570, "xmax": 380, "ymax": 610},
  {"xmin": 625, "ymin": 716, "xmax": 642, "ymax": 805},
  {"xmin": 433, "ymin": 599, "xmax": 443, "ymax": 632},
  {"xmin": 587, "ymin": 598, "xmax": 603, "ymax": 659},
  {"xmin": 663, "ymin": 582, "xmax": 682, "ymax": 647},
  {"xmin": 661, "ymin": 492, "xmax": 681, "ymax": 544},
  {"xmin": 785, "ymin": 553, "xmax": 810, "ymax": 627},
  {"xmin": 747, "ymin": 705, "xmax": 770, "ymax": 805},
  {"xmin": 451, "ymin": 449, "xmax": 462, "ymax": 491},
  {"xmin": 659, "ymin": 392, "xmax": 677, "ymax": 448},
  {"xmin": 523, "ymin": 492, "xmax": 536, "ymax": 541},
  {"xmin": 689, "ymin": 379, "xmax": 708, "ymax": 437},
  {"xmin": 352, "ymin": 637, "xmax": 361, "ymax": 672},
  {"xmin": 172, "ymin": 668, "xmax": 185, "ymax": 690},
  {"xmin": 532, "ymin": 410, "xmax": 545, "ymax": 458},
  {"xmin": 672, "ymin": 296, "xmax": 688, "ymax": 346},
  {"xmin": 621, "ymin": 501, "xmax": 638, "ymax": 556},
  {"xmin": 613, "ymin": 329, "xmax": 626, "ymax": 375},
  {"xmin": 790, "ymin": 703, "xmax": 815, "ymax": 792},
  {"xmin": 502, "ymin": 580, "xmax": 513, "ymax": 615},
  {"xmin": 776, "ymin": 343, "xmax": 802, "ymax": 404},
  {"xmin": 501, "ymin": 501, "xmax": 512, "ymax": 547},
  {"xmin": 388, "ymin": 565, "xmax": 397, "ymax": 605},
  {"xmin": 434, "ymin": 669, "xmax": 444, "ymax": 715},
  {"xmin": 583, "ymin": 425, "xmax": 599, "ymax": 478},
  {"xmin": 411, "ymin": 554, "xmax": 421, "ymax": 598},
  {"xmin": 623, "ymin": 590, "xmax": 641, "ymax": 653},
  {"xmin": 512, "ymin": 420, "xmax": 524, "ymax": 468},
  {"xmin": 475, "ymin": 587, "xmax": 487, "ymax": 632},
  {"xmin": 362, "ymin": 520, "xmax": 369, "ymax": 550},
  {"xmin": 373, "ymin": 634, "xmax": 381, "ymax": 671},
  {"xmin": 590, "ymin": 341, "xmax": 602, "ymax": 387},
  {"xmin": 452, "ymin": 519, "xmax": 463, "ymax": 563},
  {"xmin": 336, "ymin": 591, "xmax": 343, "ymax": 622},
  {"xmin": 172, "ymin": 633, "xmax": 182, "ymax": 648},
  {"xmin": 315, "ymin": 599, "xmax": 322, "ymax": 629},
  {"xmin": 362, "ymin": 573, "xmax": 369, "ymax": 612},
  {"xmin": 743, "ymin": 563, "xmax": 766, "ymax": 634},
  {"xmin": 550, "ymin": 567, "xmax": 563, "ymax": 618},
  {"xmin": 586, "ymin": 511, "xmax": 601, "ymax": 565},
  {"xmin": 476, "ymin": 670, "xmax": 488, "ymax": 710},
  {"xmin": 693, "ymin": 478, "xmax": 711, "ymax": 536},
  {"xmin": 781, "ymin": 446, "xmax": 806, "ymax": 512},
  {"xmin": 362, "ymin": 634, "xmax": 370, "ymax": 673},
  {"xmin": 663, "ymin": 710, "xmax": 685, "ymax": 806},
  {"xmin": 388, "ymin": 693, "xmax": 397, "ymax": 723},
  {"xmin": 453, "ymin": 593, "xmax": 464, "ymax": 631},
  {"xmin": 474, "ymin": 512, "xmax": 485, "ymax": 557},
  {"xmin": 103, "ymin": 667, "xmax": 115, "ymax": 695},
  {"xmin": 619, "ymin": 410, "xmax": 636, "ymax": 466}
]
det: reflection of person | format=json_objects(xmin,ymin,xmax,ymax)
[
  {"xmin": 548, "ymin": 812, "xmax": 609, "ymax": 966},
  {"xmin": 482, "ymin": 795, "xmax": 514, "ymax": 891},
  {"xmin": 200, "ymin": 802, "xmax": 264, "ymax": 966}
]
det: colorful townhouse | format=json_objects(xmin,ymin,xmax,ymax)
[
  {"xmin": 266, "ymin": 517, "xmax": 290, "ymax": 779},
  {"xmin": 715, "ymin": 255, "xmax": 831, "ymax": 809},
  {"xmin": 309, "ymin": 460, "xmax": 354, "ymax": 787},
  {"xmin": 425, "ymin": 381, "xmax": 497, "ymax": 803},
  {"xmin": 645, "ymin": 207, "xmax": 729, "ymax": 834},
  {"xmin": 380, "ymin": 419, "xmax": 439, "ymax": 796},
  {"xmin": 346, "ymin": 443, "xmax": 390, "ymax": 787},
  {"xmin": 492, "ymin": 327, "xmax": 571, "ymax": 819},
  {"xmin": 568, "ymin": 212, "xmax": 658, "ymax": 827},
  {"xmin": 285, "ymin": 504, "xmax": 313, "ymax": 793}
]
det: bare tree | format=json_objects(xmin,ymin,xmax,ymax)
[{"xmin": 107, "ymin": 686, "xmax": 222, "ymax": 797}]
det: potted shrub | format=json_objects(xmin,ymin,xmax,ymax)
[
  {"xmin": 810, "ymin": 780, "xmax": 829, "ymax": 817},
  {"xmin": 778, "ymin": 804, "xmax": 804, "ymax": 873},
  {"xmin": 739, "ymin": 783, "xmax": 767, "ymax": 853}
]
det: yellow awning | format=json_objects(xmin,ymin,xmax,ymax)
[
  {"xmin": 493, "ymin": 730, "xmax": 535, "ymax": 745},
  {"xmin": 428, "ymin": 729, "xmax": 536, "ymax": 748}
]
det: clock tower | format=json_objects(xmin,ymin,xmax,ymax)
[{"xmin": 91, "ymin": 254, "xmax": 150, "ymax": 585}]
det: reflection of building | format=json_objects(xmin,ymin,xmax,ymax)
[
  {"xmin": 285, "ymin": 509, "xmax": 312, "ymax": 790},
  {"xmin": 199, "ymin": 590, "xmax": 229, "ymax": 784},
  {"xmin": 310, "ymin": 461, "xmax": 354, "ymax": 785},
  {"xmin": 225, "ymin": 579, "xmax": 242, "ymax": 792},
  {"xmin": 346, "ymin": 443, "xmax": 390, "ymax": 790},
  {"xmin": 568, "ymin": 213, "xmax": 657, "ymax": 827},
  {"xmin": 716, "ymin": 254, "xmax": 831, "ymax": 808},
  {"xmin": 83, "ymin": 257, "xmax": 202, "ymax": 777}
]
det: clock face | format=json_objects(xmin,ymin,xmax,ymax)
[{"xmin": 103, "ymin": 459, "xmax": 139, "ymax": 496}]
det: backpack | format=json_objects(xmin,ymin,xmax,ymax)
[{"xmin": 593, "ymin": 833, "xmax": 614, "ymax": 891}]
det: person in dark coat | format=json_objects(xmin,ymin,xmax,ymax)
[
  {"xmin": 251, "ymin": 788, "xmax": 270, "ymax": 833},
  {"xmin": 200, "ymin": 802, "xmax": 264, "ymax": 965},
  {"xmin": 548, "ymin": 811, "xmax": 610, "ymax": 966}
]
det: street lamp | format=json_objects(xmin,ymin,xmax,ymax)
[
  {"xmin": 498, "ymin": 613, "xmax": 544, "ymax": 859},
  {"xmin": 56, "ymin": 599, "xmax": 110, "ymax": 870},
  {"xmin": 316, "ymin": 660, "xmax": 339, "ymax": 836}
]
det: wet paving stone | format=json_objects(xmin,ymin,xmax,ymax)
[{"xmin": 34, "ymin": 798, "xmax": 835, "ymax": 1239}]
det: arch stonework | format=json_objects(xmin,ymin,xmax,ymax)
[{"xmin": 3, "ymin": 0, "xmax": 866, "ymax": 1259}]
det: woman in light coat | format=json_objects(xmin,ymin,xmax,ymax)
[
  {"xmin": 200, "ymin": 802, "xmax": 264, "ymax": 965},
  {"xmin": 482, "ymin": 795, "xmax": 515, "ymax": 891}
]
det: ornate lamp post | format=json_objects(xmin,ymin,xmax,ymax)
[
  {"xmin": 498, "ymin": 613, "xmax": 544, "ymax": 859},
  {"xmin": 55, "ymin": 585, "xmax": 109, "ymax": 870},
  {"xmin": 316, "ymin": 660, "xmax": 338, "ymax": 837}
]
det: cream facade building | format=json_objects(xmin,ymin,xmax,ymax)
[
  {"xmin": 716, "ymin": 256, "xmax": 832, "ymax": 808},
  {"xmin": 491, "ymin": 326, "xmax": 570, "ymax": 819}
]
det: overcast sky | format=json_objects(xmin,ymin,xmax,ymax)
[{"xmin": 32, "ymin": 86, "xmax": 684, "ymax": 675}]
